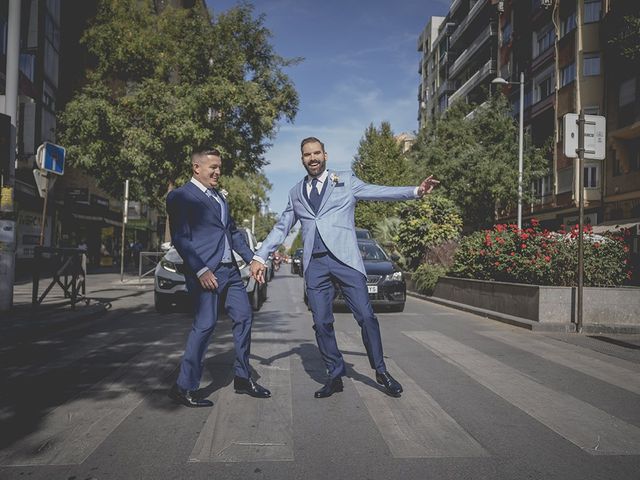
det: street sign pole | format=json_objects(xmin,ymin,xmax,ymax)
[
  {"xmin": 38, "ymin": 173, "xmax": 50, "ymax": 246},
  {"xmin": 576, "ymin": 111, "xmax": 585, "ymax": 333},
  {"xmin": 120, "ymin": 180, "xmax": 129, "ymax": 282}
]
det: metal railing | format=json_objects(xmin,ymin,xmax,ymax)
[
  {"xmin": 32, "ymin": 247, "xmax": 87, "ymax": 309},
  {"xmin": 138, "ymin": 251, "xmax": 164, "ymax": 281}
]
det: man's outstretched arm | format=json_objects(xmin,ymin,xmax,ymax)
[
  {"xmin": 251, "ymin": 196, "xmax": 297, "ymax": 283},
  {"xmin": 352, "ymin": 172, "xmax": 440, "ymax": 201}
]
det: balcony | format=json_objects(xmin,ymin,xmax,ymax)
[
  {"xmin": 531, "ymin": 44, "xmax": 555, "ymax": 73},
  {"xmin": 449, "ymin": 0, "xmax": 488, "ymax": 49},
  {"xmin": 437, "ymin": 80, "xmax": 456, "ymax": 98},
  {"xmin": 531, "ymin": 93, "xmax": 554, "ymax": 118},
  {"xmin": 449, "ymin": 24, "xmax": 495, "ymax": 79},
  {"xmin": 449, "ymin": 59, "xmax": 494, "ymax": 104}
]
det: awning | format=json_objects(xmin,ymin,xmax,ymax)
[
  {"xmin": 72, "ymin": 213, "xmax": 123, "ymax": 228},
  {"xmin": 592, "ymin": 219, "xmax": 640, "ymax": 234}
]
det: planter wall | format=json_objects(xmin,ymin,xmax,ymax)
[{"xmin": 432, "ymin": 276, "xmax": 640, "ymax": 326}]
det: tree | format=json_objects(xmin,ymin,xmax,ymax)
[
  {"xmin": 409, "ymin": 95, "xmax": 548, "ymax": 231},
  {"xmin": 351, "ymin": 122, "xmax": 414, "ymax": 232},
  {"xmin": 59, "ymin": 0, "xmax": 299, "ymax": 210},
  {"xmin": 606, "ymin": 2, "xmax": 640, "ymax": 64}
]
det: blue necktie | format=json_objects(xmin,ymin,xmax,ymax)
[
  {"xmin": 309, "ymin": 178, "xmax": 320, "ymax": 213},
  {"xmin": 207, "ymin": 189, "xmax": 231, "ymax": 262}
]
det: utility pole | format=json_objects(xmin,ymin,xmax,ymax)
[
  {"xmin": 120, "ymin": 180, "xmax": 129, "ymax": 282},
  {"xmin": 0, "ymin": 0, "xmax": 21, "ymax": 312}
]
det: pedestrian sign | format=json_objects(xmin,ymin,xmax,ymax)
[{"xmin": 36, "ymin": 142, "xmax": 66, "ymax": 175}]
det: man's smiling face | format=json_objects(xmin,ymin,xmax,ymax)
[{"xmin": 301, "ymin": 141, "xmax": 327, "ymax": 178}]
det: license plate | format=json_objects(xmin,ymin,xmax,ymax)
[{"xmin": 367, "ymin": 285, "xmax": 378, "ymax": 294}]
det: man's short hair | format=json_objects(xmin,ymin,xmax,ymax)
[
  {"xmin": 192, "ymin": 148, "xmax": 221, "ymax": 164},
  {"xmin": 300, "ymin": 137, "xmax": 325, "ymax": 153}
]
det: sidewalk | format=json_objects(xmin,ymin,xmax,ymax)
[{"xmin": 1, "ymin": 271, "xmax": 154, "ymax": 343}]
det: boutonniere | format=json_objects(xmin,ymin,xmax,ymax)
[
  {"xmin": 329, "ymin": 173, "xmax": 340, "ymax": 184},
  {"xmin": 219, "ymin": 189, "xmax": 228, "ymax": 198}
]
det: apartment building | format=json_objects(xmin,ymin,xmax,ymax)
[{"xmin": 417, "ymin": 0, "xmax": 498, "ymax": 130}]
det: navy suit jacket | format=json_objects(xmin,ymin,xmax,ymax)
[{"xmin": 166, "ymin": 181, "xmax": 254, "ymax": 278}]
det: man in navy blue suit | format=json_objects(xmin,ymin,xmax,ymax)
[{"xmin": 166, "ymin": 149, "xmax": 270, "ymax": 407}]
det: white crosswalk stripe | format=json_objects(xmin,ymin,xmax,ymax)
[
  {"xmin": 189, "ymin": 331, "xmax": 294, "ymax": 463},
  {"xmin": 336, "ymin": 331, "xmax": 487, "ymax": 458},
  {"xmin": 478, "ymin": 330, "xmax": 640, "ymax": 395},
  {"xmin": 0, "ymin": 341, "xmax": 183, "ymax": 466},
  {"xmin": 404, "ymin": 330, "xmax": 640, "ymax": 455}
]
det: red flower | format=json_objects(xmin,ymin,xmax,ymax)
[
  {"xmin": 594, "ymin": 242, "xmax": 600, "ymax": 248},
  {"xmin": 544, "ymin": 256, "xmax": 551, "ymax": 262},
  {"xmin": 521, "ymin": 243, "xmax": 527, "ymax": 249},
  {"xmin": 510, "ymin": 252, "xmax": 515, "ymax": 256},
  {"xmin": 495, "ymin": 261, "xmax": 501, "ymax": 267},
  {"xmin": 531, "ymin": 218, "xmax": 540, "ymax": 227}
]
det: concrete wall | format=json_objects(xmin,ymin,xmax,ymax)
[{"xmin": 432, "ymin": 277, "xmax": 640, "ymax": 326}]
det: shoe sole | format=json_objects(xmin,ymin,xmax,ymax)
[
  {"xmin": 375, "ymin": 379, "xmax": 403, "ymax": 397},
  {"xmin": 234, "ymin": 389, "xmax": 271, "ymax": 398},
  {"xmin": 314, "ymin": 385, "xmax": 344, "ymax": 398}
]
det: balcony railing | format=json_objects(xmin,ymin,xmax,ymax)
[
  {"xmin": 437, "ymin": 80, "xmax": 456, "ymax": 98},
  {"xmin": 449, "ymin": 0, "xmax": 487, "ymax": 48},
  {"xmin": 449, "ymin": 59, "xmax": 494, "ymax": 104},
  {"xmin": 449, "ymin": 23, "xmax": 495, "ymax": 79}
]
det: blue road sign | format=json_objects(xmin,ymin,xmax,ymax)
[{"xmin": 39, "ymin": 142, "xmax": 65, "ymax": 175}]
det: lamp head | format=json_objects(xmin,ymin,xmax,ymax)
[{"xmin": 491, "ymin": 77, "xmax": 509, "ymax": 85}]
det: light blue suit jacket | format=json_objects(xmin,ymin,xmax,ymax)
[{"xmin": 256, "ymin": 170, "xmax": 417, "ymax": 276}]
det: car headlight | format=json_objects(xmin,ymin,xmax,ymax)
[
  {"xmin": 160, "ymin": 259, "xmax": 178, "ymax": 273},
  {"xmin": 385, "ymin": 271, "xmax": 403, "ymax": 281}
]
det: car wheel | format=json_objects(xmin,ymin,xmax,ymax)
[
  {"xmin": 250, "ymin": 284, "xmax": 261, "ymax": 311},
  {"xmin": 155, "ymin": 292, "xmax": 172, "ymax": 313},
  {"xmin": 259, "ymin": 280, "xmax": 268, "ymax": 303}
]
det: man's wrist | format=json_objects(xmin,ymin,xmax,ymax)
[
  {"xmin": 252, "ymin": 255, "xmax": 266, "ymax": 265},
  {"xmin": 197, "ymin": 266, "xmax": 210, "ymax": 278},
  {"xmin": 414, "ymin": 186, "xmax": 420, "ymax": 197}
]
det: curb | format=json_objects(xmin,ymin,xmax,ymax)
[{"xmin": 406, "ymin": 291, "xmax": 576, "ymax": 332}]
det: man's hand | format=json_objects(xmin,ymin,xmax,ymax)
[
  {"xmin": 417, "ymin": 175, "xmax": 440, "ymax": 197},
  {"xmin": 198, "ymin": 269, "xmax": 218, "ymax": 290},
  {"xmin": 250, "ymin": 260, "xmax": 266, "ymax": 285}
]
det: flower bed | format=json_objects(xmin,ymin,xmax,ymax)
[{"xmin": 450, "ymin": 220, "xmax": 632, "ymax": 287}]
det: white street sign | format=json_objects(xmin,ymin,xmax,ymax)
[{"xmin": 563, "ymin": 113, "xmax": 606, "ymax": 160}]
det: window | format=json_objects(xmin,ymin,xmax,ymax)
[
  {"xmin": 438, "ymin": 94, "xmax": 448, "ymax": 112},
  {"xmin": 584, "ymin": 0, "xmax": 601, "ymax": 23},
  {"xmin": 19, "ymin": 54, "xmax": 35, "ymax": 82},
  {"xmin": 584, "ymin": 105, "xmax": 600, "ymax": 115},
  {"xmin": 583, "ymin": 165, "xmax": 599, "ymax": 188},
  {"xmin": 561, "ymin": 63, "xmax": 576, "ymax": 87},
  {"xmin": 502, "ymin": 21, "xmax": 512, "ymax": 44},
  {"xmin": 557, "ymin": 168, "xmax": 573, "ymax": 193},
  {"xmin": 534, "ymin": 26, "xmax": 555, "ymax": 58},
  {"xmin": 533, "ymin": 175, "xmax": 552, "ymax": 197},
  {"xmin": 535, "ymin": 75, "xmax": 554, "ymax": 102},
  {"xmin": 561, "ymin": 12, "xmax": 577, "ymax": 37},
  {"xmin": 619, "ymin": 78, "xmax": 636, "ymax": 106},
  {"xmin": 583, "ymin": 53, "xmax": 600, "ymax": 76}
]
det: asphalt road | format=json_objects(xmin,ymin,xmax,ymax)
[{"xmin": 1, "ymin": 271, "xmax": 639, "ymax": 480}]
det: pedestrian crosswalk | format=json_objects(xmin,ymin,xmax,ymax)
[{"xmin": 1, "ymin": 324, "xmax": 639, "ymax": 467}]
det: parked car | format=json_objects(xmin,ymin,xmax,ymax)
[
  {"xmin": 154, "ymin": 230, "xmax": 268, "ymax": 313},
  {"xmin": 303, "ymin": 239, "xmax": 405, "ymax": 312},
  {"xmin": 355, "ymin": 227, "xmax": 372, "ymax": 239},
  {"xmin": 291, "ymin": 248, "xmax": 304, "ymax": 276}
]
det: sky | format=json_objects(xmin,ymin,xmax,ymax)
[{"xmin": 206, "ymin": 0, "xmax": 450, "ymax": 217}]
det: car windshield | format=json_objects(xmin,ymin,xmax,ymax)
[
  {"xmin": 295, "ymin": 248, "xmax": 303, "ymax": 257},
  {"xmin": 358, "ymin": 242, "xmax": 389, "ymax": 261},
  {"xmin": 355, "ymin": 229, "xmax": 372, "ymax": 239}
]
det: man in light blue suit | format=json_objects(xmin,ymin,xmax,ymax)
[
  {"xmin": 252, "ymin": 137, "xmax": 439, "ymax": 398},
  {"xmin": 166, "ymin": 149, "xmax": 271, "ymax": 407}
]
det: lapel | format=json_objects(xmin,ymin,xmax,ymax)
[
  {"xmin": 185, "ymin": 182, "xmax": 223, "ymax": 225},
  {"xmin": 317, "ymin": 170, "xmax": 335, "ymax": 215},
  {"xmin": 297, "ymin": 178, "xmax": 314, "ymax": 216}
]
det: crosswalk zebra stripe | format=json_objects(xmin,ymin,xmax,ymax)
[
  {"xmin": 0, "ymin": 342, "xmax": 183, "ymax": 466},
  {"xmin": 336, "ymin": 331, "xmax": 487, "ymax": 458},
  {"xmin": 405, "ymin": 331, "xmax": 640, "ymax": 455},
  {"xmin": 189, "ymin": 333, "xmax": 294, "ymax": 463},
  {"xmin": 479, "ymin": 330, "xmax": 640, "ymax": 396}
]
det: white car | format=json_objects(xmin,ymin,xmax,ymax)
[{"xmin": 154, "ymin": 244, "xmax": 268, "ymax": 313}]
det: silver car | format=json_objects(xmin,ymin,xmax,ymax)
[{"xmin": 154, "ymin": 246, "xmax": 268, "ymax": 312}]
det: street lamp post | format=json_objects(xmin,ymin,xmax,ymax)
[{"xmin": 492, "ymin": 72, "xmax": 525, "ymax": 229}]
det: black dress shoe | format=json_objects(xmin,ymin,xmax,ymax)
[
  {"xmin": 234, "ymin": 377, "xmax": 271, "ymax": 398},
  {"xmin": 168, "ymin": 384, "xmax": 213, "ymax": 407},
  {"xmin": 314, "ymin": 377, "xmax": 344, "ymax": 398},
  {"xmin": 375, "ymin": 372, "xmax": 403, "ymax": 396}
]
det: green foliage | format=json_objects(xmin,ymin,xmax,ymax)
[
  {"xmin": 606, "ymin": 2, "xmax": 640, "ymax": 63},
  {"xmin": 451, "ymin": 222, "xmax": 632, "ymax": 287},
  {"xmin": 289, "ymin": 231, "xmax": 303, "ymax": 254},
  {"xmin": 396, "ymin": 194, "xmax": 463, "ymax": 270},
  {"xmin": 412, "ymin": 263, "xmax": 447, "ymax": 295},
  {"xmin": 409, "ymin": 95, "xmax": 549, "ymax": 230},
  {"xmin": 59, "ymin": 0, "xmax": 299, "ymax": 207},
  {"xmin": 352, "ymin": 122, "xmax": 415, "ymax": 231}
]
